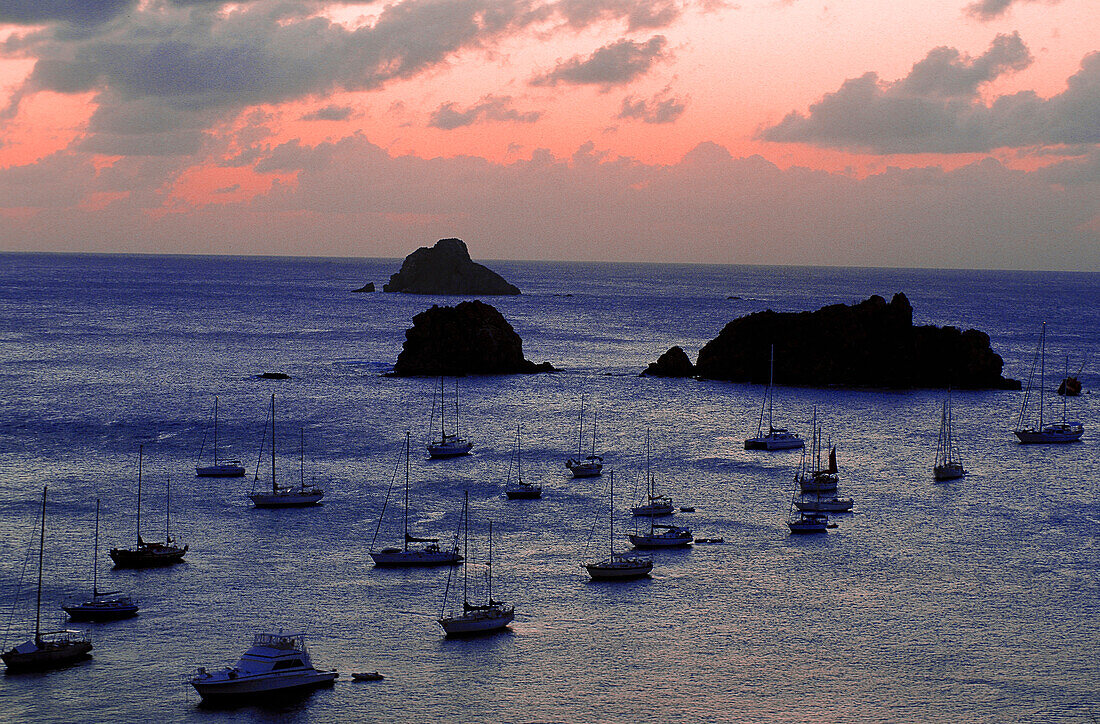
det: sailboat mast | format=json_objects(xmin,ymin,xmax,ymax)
[
  {"xmin": 488, "ymin": 520, "xmax": 493, "ymax": 604},
  {"xmin": 440, "ymin": 377, "xmax": 447, "ymax": 440},
  {"xmin": 609, "ymin": 470, "xmax": 615, "ymax": 556},
  {"xmin": 93, "ymin": 498, "xmax": 100, "ymax": 596},
  {"xmin": 300, "ymin": 428, "xmax": 305, "ymax": 491},
  {"xmin": 270, "ymin": 394, "xmax": 276, "ymax": 494},
  {"xmin": 516, "ymin": 425, "xmax": 522, "ymax": 483},
  {"xmin": 136, "ymin": 445, "xmax": 143, "ymax": 544},
  {"xmin": 462, "ymin": 491, "xmax": 469, "ymax": 607},
  {"xmin": 454, "ymin": 378, "xmax": 460, "ymax": 439},
  {"xmin": 166, "ymin": 475, "xmax": 171, "ymax": 543},
  {"xmin": 592, "ymin": 411, "xmax": 598, "ymax": 457},
  {"xmin": 34, "ymin": 485, "xmax": 46, "ymax": 644},
  {"xmin": 578, "ymin": 394, "xmax": 585, "ymax": 456},
  {"xmin": 213, "ymin": 396, "xmax": 219, "ymax": 466},
  {"xmin": 768, "ymin": 345, "xmax": 775, "ymax": 431},
  {"xmin": 403, "ymin": 432, "xmax": 410, "ymax": 552},
  {"xmin": 1038, "ymin": 324, "xmax": 1046, "ymax": 429}
]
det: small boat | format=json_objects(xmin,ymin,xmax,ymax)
[
  {"xmin": 795, "ymin": 410, "xmax": 838, "ymax": 494},
  {"xmin": 438, "ymin": 493, "xmax": 515, "ymax": 636},
  {"xmin": 195, "ymin": 396, "xmax": 246, "ymax": 478},
  {"xmin": 679, "ymin": 506, "xmax": 695, "ymax": 513},
  {"xmin": 189, "ymin": 630, "xmax": 337, "ymax": 703},
  {"xmin": 109, "ymin": 446, "xmax": 188, "ymax": 568},
  {"xmin": 249, "ymin": 395, "xmax": 324, "ymax": 508},
  {"xmin": 351, "ymin": 672, "xmax": 384, "ymax": 682},
  {"xmin": 787, "ymin": 509, "xmax": 828, "ymax": 535},
  {"xmin": 1014, "ymin": 324, "xmax": 1084, "ymax": 444},
  {"xmin": 745, "ymin": 345, "xmax": 805, "ymax": 451},
  {"xmin": 3, "ymin": 486, "xmax": 93, "ymax": 672},
  {"xmin": 794, "ymin": 493, "xmax": 853, "ymax": 513},
  {"xmin": 631, "ymin": 430, "xmax": 676, "ymax": 517},
  {"xmin": 694, "ymin": 537, "xmax": 724, "ymax": 544},
  {"xmin": 63, "ymin": 499, "xmax": 139, "ymax": 622},
  {"xmin": 504, "ymin": 425, "xmax": 541, "ymax": 499},
  {"xmin": 933, "ymin": 393, "xmax": 966, "ymax": 481},
  {"xmin": 426, "ymin": 377, "xmax": 473, "ymax": 459},
  {"xmin": 586, "ymin": 471, "xmax": 653, "ymax": 580},
  {"xmin": 566, "ymin": 393, "xmax": 603, "ymax": 478},
  {"xmin": 629, "ymin": 522, "xmax": 693, "ymax": 549},
  {"xmin": 370, "ymin": 433, "xmax": 462, "ymax": 567}
]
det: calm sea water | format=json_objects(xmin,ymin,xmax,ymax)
[{"xmin": 0, "ymin": 253, "xmax": 1097, "ymax": 723}]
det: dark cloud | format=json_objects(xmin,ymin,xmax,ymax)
[
  {"xmin": 302, "ymin": 105, "xmax": 355, "ymax": 122},
  {"xmin": 965, "ymin": 0, "xmax": 1060, "ymax": 21},
  {"xmin": 428, "ymin": 95, "xmax": 541, "ymax": 129},
  {"xmin": 530, "ymin": 36, "xmax": 668, "ymax": 89},
  {"xmin": 760, "ymin": 35, "xmax": 1100, "ymax": 153},
  {"xmin": 0, "ymin": 0, "xmax": 136, "ymax": 27},
  {"xmin": 555, "ymin": 0, "xmax": 682, "ymax": 31},
  {"xmin": 617, "ymin": 89, "xmax": 686, "ymax": 123}
]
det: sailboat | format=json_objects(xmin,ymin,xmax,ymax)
[
  {"xmin": 631, "ymin": 430, "xmax": 676, "ymax": 517},
  {"xmin": 795, "ymin": 409, "xmax": 838, "ymax": 494},
  {"xmin": 370, "ymin": 433, "xmax": 463, "ymax": 567},
  {"xmin": 195, "ymin": 396, "xmax": 245, "ymax": 477},
  {"xmin": 63, "ymin": 499, "xmax": 139, "ymax": 621},
  {"xmin": 109, "ymin": 445, "xmax": 188, "ymax": 568},
  {"xmin": 427, "ymin": 377, "xmax": 473, "ymax": 459},
  {"xmin": 3, "ymin": 486, "xmax": 93, "ymax": 672},
  {"xmin": 504, "ymin": 425, "xmax": 542, "ymax": 499},
  {"xmin": 585, "ymin": 471, "xmax": 653, "ymax": 580},
  {"xmin": 744, "ymin": 345, "xmax": 805, "ymax": 451},
  {"xmin": 438, "ymin": 493, "xmax": 515, "ymax": 636},
  {"xmin": 566, "ymin": 394, "xmax": 603, "ymax": 478},
  {"xmin": 933, "ymin": 393, "xmax": 966, "ymax": 481},
  {"xmin": 1014, "ymin": 324, "xmax": 1084, "ymax": 444},
  {"xmin": 787, "ymin": 497, "xmax": 828, "ymax": 534},
  {"xmin": 249, "ymin": 394, "xmax": 324, "ymax": 507}
]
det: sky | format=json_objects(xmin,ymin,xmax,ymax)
[{"xmin": 0, "ymin": 0, "xmax": 1097, "ymax": 270}]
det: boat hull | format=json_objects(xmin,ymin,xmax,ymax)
[
  {"xmin": 629, "ymin": 534, "xmax": 692, "ymax": 548},
  {"xmin": 370, "ymin": 549, "xmax": 462, "ymax": 567},
  {"xmin": 438, "ymin": 606, "xmax": 514, "ymax": 636},
  {"xmin": 63, "ymin": 601, "xmax": 139, "ymax": 622},
  {"xmin": 196, "ymin": 464, "xmax": 246, "ymax": 478},
  {"xmin": 744, "ymin": 434, "xmax": 804, "ymax": 451},
  {"xmin": 798, "ymin": 474, "xmax": 838, "ymax": 493},
  {"xmin": 249, "ymin": 491, "xmax": 324, "ymax": 508},
  {"xmin": 504, "ymin": 486, "xmax": 542, "ymax": 499},
  {"xmin": 2, "ymin": 639, "xmax": 92, "ymax": 672},
  {"xmin": 109, "ymin": 545, "xmax": 187, "ymax": 568},
  {"xmin": 794, "ymin": 497, "xmax": 853, "ymax": 513},
  {"xmin": 427, "ymin": 441, "xmax": 473, "ymax": 459},
  {"xmin": 585, "ymin": 558, "xmax": 653, "ymax": 580},
  {"xmin": 631, "ymin": 504, "xmax": 674, "ymax": 517},
  {"xmin": 932, "ymin": 463, "xmax": 966, "ymax": 481},
  {"xmin": 1014, "ymin": 425, "xmax": 1084, "ymax": 444},
  {"xmin": 191, "ymin": 671, "xmax": 337, "ymax": 703}
]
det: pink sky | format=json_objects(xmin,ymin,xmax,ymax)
[{"xmin": 0, "ymin": 0, "xmax": 1097, "ymax": 270}]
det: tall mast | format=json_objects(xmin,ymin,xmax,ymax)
[
  {"xmin": 1038, "ymin": 324, "xmax": 1046, "ymax": 429},
  {"xmin": 165, "ymin": 475, "xmax": 171, "ymax": 543},
  {"xmin": 300, "ymin": 428, "xmax": 305, "ymax": 491},
  {"xmin": 440, "ymin": 377, "xmax": 447, "ymax": 441},
  {"xmin": 487, "ymin": 520, "xmax": 493, "ymax": 604},
  {"xmin": 1063, "ymin": 355, "xmax": 1070, "ymax": 424},
  {"xmin": 454, "ymin": 378, "xmax": 460, "ymax": 439},
  {"xmin": 591, "ymin": 411, "xmax": 598, "ymax": 457},
  {"xmin": 136, "ymin": 445, "xmax": 143, "ymax": 545},
  {"xmin": 270, "ymin": 394, "xmax": 276, "ymax": 494},
  {"xmin": 93, "ymin": 498, "xmax": 100, "ymax": 596},
  {"xmin": 578, "ymin": 394, "xmax": 585, "ymax": 456},
  {"xmin": 768, "ymin": 345, "xmax": 775, "ymax": 431},
  {"xmin": 35, "ymin": 485, "xmax": 46, "ymax": 645},
  {"xmin": 403, "ymin": 432, "xmax": 410, "ymax": 552},
  {"xmin": 609, "ymin": 470, "xmax": 615, "ymax": 556},
  {"xmin": 461, "ymin": 490, "xmax": 469, "ymax": 608},
  {"xmin": 516, "ymin": 425, "xmax": 522, "ymax": 483},
  {"xmin": 213, "ymin": 396, "xmax": 219, "ymax": 466}
]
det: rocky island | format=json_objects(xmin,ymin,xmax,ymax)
[
  {"xmin": 382, "ymin": 238, "xmax": 520, "ymax": 295},
  {"xmin": 392, "ymin": 300, "xmax": 554, "ymax": 376},
  {"xmin": 647, "ymin": 293, "xmax": 1019, "ymax": 389}
]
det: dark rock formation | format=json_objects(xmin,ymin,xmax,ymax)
[
  {"xmin": 258, "ymin": 372, "xmax": 290, "ymax": 380},
  {"xmin": 352, "ymin": 282, "xmax": 375, "ymax": 293},
  {"xmin": 392, "ymin": 300, "xmax": 554, "ymax": 376},
  {"xmin": 644, "ymin": 346, "xmax": 695, "ymax": 377},
  {"xmin": 383, "ymin": 238, "xmax": 520, "ymax": 295},
  {"xmin": 691, "ymin": 293, "xmax": 1019, "ymax": 390}
]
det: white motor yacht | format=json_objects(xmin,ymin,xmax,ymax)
[{"xmin": 190, "ymin": 631, "xmax": 337, "ymax": 703}]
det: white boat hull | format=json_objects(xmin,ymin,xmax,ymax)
[
  {"xmin": 586, "ymin": 556, "xmax": 653, "ymax": 580},
  {"xmin": 249, "ymin": 490, "xmax": 323, "ymax": 508},
  {"xmin": 631, "ymin": 504, "xmax": 674, "ymax": 517},
  {"xmin": 794, "ymin": 496, "xmax": 853, "ymax": 513},
  {"xmin": 191, "ymin": 670, "xmax": 337, "ymax": 702},
  {"xmin": 629, "ymin": 532, "xmax": 692, "ymax": 548},
  {"xmin": 744, "ymin": 433, "xmax": 804, "ymax": 451},
  {"xmin": 933, "ymin": 463, "xmax": 966, "ymax": 481},
  {"xmin": 438, "ymin": 606, "xmax": 514, "ymax": 636},
  {"xmin": 504, "ymin": 483, "xmax": 542, "ymax": 499},
  {"xmin": 427, "ymin": 440, "xmax": 472, "ymax": 458}
]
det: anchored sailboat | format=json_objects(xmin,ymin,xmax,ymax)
[
  {"xmin": 566, "ymin": 393, "xmax": 603, "ymax": 478},
  {"xmin": 504, "ymin": 425, "xmax": 542, "ymax": 499},
  {"xmin": 438, "ymin": 493, "xmax": 514, "ymax": 636},
  {"xmin": 195, "ymin": 396, "xmax": 245, "ymax": 477},
  {"xmin": 63, "ymin": 499, "xmax": 139, "ymax": 621},
  {"xmin": 933, "ymin": 392, "xmax": 966, "ymax": 481},
  {"xmin": 109, "ymin": 446, "xmax": 188, "ymax": 568},
  {"xmin": 631, "ymin": 430, "xmax": 676, "ymax": 517},
  {"xmin": 249, "ymin": 394, "xmax": 324, "ymax": 507},
  {"xmin": 1014, "ymin": 324, "xmax": 1084, "ymax": 444},
  {"xmin": 427, "ymin": 377, "xmax": 473, "ymax": 459},
  {"xmin": 745, "ymin": 345, "xmax": 804, "ymax": 451},
  {"xmin": 585, "ymin": 471, "xmax": 653, "ymax": 580},
  {"xmin": 3, "ymin": 486, "xmax": 93, "ymax": 672},
  {"xmin": 370, "ymin": 433, "xmax": 463, "ymax": 567}
]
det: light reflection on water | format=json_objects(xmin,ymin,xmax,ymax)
[{"xmin": 0, "ymin": 254, "xmax": 1095, "ymax": 722}]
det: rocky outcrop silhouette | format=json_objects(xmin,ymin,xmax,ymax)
[
  {"xmin": 383, "ymin": 238, "xmax": 519, "ymax": 295},
  {"xmin": 352, "ymin": 282, "xmax": 375, "ymax": 293},
  {"xmin": 643, "ymin": 346, "xmax": 695, "ymax": 377},
  {"xmin": 682, "ymin": 293, "xmax": 1019, "ymax": 389},
  {"xmin": 392, "ymin": 300, "xmax": 554, "ymax": 376}
]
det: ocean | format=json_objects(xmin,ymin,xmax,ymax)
[{"xmin": 0, "ymin": 253, "xmax": 1097, "ymax": 722}]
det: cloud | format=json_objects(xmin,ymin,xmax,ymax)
[
  {"xmin": 530, "ymin": 36, "xmax": 669, "ymax": 89},
  {"xmin": 760, "ymin": 35, "xmax": 1100, "ymax": 153},
  {"xmin": 428, "ymin": 95, "xmax": 541, "ymax": 129},
  {"xmin": 617, "ymin": 88, "xmax": 687, "ymax": 123},
  {"xmin": 0, "ymin": 0, "xmax": 136, "ymax": 27},
  {"xmin": 555, "ymin": 0, "xmax": 683, "ymax": 31},
  {"xmin": 301, "ymin": 105, "xmax": 355, "ymax": 122},
  {"xmin": 965, "ymin": 0, "xmax": 1061, "ymax": 22}
]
